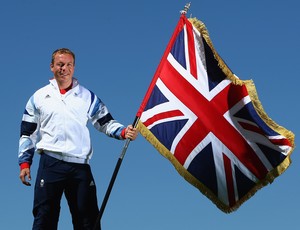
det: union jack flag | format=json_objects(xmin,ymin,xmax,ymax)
[{"xmin": 136, "ymin": 15, "xmax": 295, "ymax": 212}]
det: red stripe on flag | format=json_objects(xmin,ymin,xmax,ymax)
[
  {"xmin": 269, "ymin": 138, "xmax": 292, "ymax": 146},
  {"xmin": 143, "ymin": 110, "xmax": 184, "ymax": 127},
  {"xmin": 239, "ymin": 122, "xmax": 265, "ymax": 135},
  {"xmin": 186, "ymin": 18, "xmax": 198, "ymax": 79},
  {"xmin": 239, "ymin": 122, "xmax": 292, "ymax": 147}
]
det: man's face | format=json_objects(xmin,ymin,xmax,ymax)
[{"xmin": 50, "ymin": 53, "xmax": 75, "ymax": 88}]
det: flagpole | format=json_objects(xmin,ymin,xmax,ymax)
[{"xmin": 93, "ymin": 116, "xmax": 140, "ymax": 230}]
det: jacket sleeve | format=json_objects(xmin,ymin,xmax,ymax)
[
  {"xmin": 88, "ymin": 92, "xmax": 125, "ymax": 140},
  {"xmin": 18, "ymin": 95, "xmax": 40, "ymax": 166}
]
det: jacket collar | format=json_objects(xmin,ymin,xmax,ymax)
[{"xmin": 49, "ymin": 78, "xmax": 80, "ymax": 95}]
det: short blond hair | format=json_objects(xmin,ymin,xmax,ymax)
[{"xmin": 51, "ymin": 48, "xmax": 75, "ymax": 65}]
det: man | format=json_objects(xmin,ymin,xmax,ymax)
[{"xmin": 18, "ymin": 48, "xmax": 138, "ymax": 230}]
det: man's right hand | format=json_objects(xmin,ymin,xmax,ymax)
[{"xmin": 19, "ymin": 168, "xmax": 31, "ymax": 186}]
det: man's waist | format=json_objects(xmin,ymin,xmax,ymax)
[{"xmin": 42, "ymin": 150, "xmax": 90, "ymax": 164}]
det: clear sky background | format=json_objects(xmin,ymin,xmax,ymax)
[{"xmin": 1, "ymin": 0, "xmax": 299, "ymax": 229}]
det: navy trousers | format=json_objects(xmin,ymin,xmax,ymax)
[{"xmin": 32, "ymin": 153, "xmax": 101, "ymax": 230}]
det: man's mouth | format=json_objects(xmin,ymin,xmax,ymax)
[{"xmin": 59, "ymin": 73, "xmax": 68, "ymax": 77}]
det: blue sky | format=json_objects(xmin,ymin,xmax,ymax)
[{"xmin": 1, "ymin": 0, "xmax": 299, "ymax": 229}]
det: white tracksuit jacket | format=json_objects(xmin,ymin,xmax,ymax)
[{"xmin": 18, "ymin": 78, "xmax": 125, "ymax": 165}]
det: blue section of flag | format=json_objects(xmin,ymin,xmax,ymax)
[
  {"xmin": 171, "ymin": 29, "xmax": 186, "ymax": 69},
  {"xmin": 202, "ymin": 38, "xmax": 227, "ymax": 91},
  {"xmin": 145, "ymin": 85, "xmax": 169, "ymax": 111},
  {"xmin": 187, "ymin": 143, "xmax": 218, "ymax": 195},
  {"xmin": 235, "ymin": 102, "xmax": 279, "ymax": 136}
]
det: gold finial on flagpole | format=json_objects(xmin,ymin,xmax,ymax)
[{"xmin": 180, "ymin": 2, "xmax": 191, "ymax": 15}]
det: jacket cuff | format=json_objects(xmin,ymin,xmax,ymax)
[
  {"xmin": 20, "ymin": 162, "xmax": 31, "ymax": 170},
  {"xmin": 121, "ymin": 127, "xmax": 126, "ymax": 139}
]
